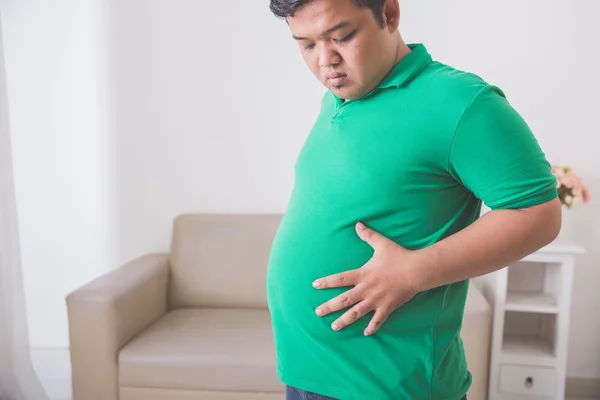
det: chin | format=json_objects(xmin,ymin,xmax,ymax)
[{"xmin": 330, "ymin": 85, "xmax": 362, "ymax": 100}]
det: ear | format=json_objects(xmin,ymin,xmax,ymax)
[{"xmin": 383, "ymin": 0, "xmax": 400, "ymax": 32}]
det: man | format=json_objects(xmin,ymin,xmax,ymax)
[{"xmin": 265, "ymin": 1, "xmax": 562, "ymax": 399}]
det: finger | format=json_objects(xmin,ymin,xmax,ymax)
[
  {"xmin": 316, "ymin": 288, "xmax": 361, "ymax": 317},
  {"xmin": 331, "ymin": 302, "xmax": 373, "ymax": 331},
  {"xmin": 356, "ymin": 222, "xmax": 390, "ymax": 251},
  {"xmin": 313, "ymin": 269, "xmax": 360, "ymax": 289},
  {"xmin": 364, "ymin": 308, "xmax": 393, "ymax": 336}
]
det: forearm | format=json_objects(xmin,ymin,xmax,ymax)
[{"xmin": 411, "ymin": 198, "xmax": 562, "ymax": 292}]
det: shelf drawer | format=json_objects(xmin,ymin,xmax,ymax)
[{"xmin": 499, "ymin": 364, "xmax": 556, "ymax": 396}]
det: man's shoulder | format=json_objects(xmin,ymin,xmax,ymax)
[
  {"xmin": 420, "ymin": 60, "xmax": 503, "ymax": 99},
  {"xmin": 425, "ymin": 60, "xmax": 490, "ymax": 88},
  {"xmin": 402, "ymin": 60, "xmax": 508, "ymax": 117}
]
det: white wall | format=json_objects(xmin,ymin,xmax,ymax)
[
  {"xmin": 0, "ymin": 0, "xmax": 113, "ymax": 348},
  {"xmin": 108, "ymin": 0, "xmax": 323, "ymax": 263},
  {"xmin": 2, "ymin": 0, "xmax": 599, "ymax": 378}
]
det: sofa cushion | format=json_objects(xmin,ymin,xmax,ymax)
[
  {"xmin": 168, "ymin": 214, "xmax": 282, "ymax": 308},
  {"xmin": 119, "ymin": 308, "xmax": 284, "ymax": 393}
]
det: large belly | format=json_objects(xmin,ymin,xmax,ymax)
[{"xmin": 266, "ymin": 207, "xmax": 445, "ymax": 341}]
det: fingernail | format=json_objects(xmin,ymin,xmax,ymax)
[
  {"xmin": 316, "ymin": 308, "xmax": 323, "ymax": 316},
  {"xmin": 313, "ymin": 281, "xmax": 321, "ymax": 288},
  {"xmin": 332, "ymin": 323, "xmax": 339, "ymax": 331},
  {"xmin": 364, "ymin": 330, "xmax": 371, "ymax": 336},
  {"xmin": 357, "ymin": 222, "xmax": 365, "ymax": 230}
]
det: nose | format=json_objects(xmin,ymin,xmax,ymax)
[{"xmin": 318, "ymin": 43, "xmax": 341, "ymax": 68}]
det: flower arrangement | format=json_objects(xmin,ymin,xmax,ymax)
[{"xmin": 552, "ymin": 165, "xmax": 591, "ymax": 208}]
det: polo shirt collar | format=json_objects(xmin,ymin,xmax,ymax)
[{"xmin": 376, "ymin": 43, "xmax": 432, "ymax": 90}]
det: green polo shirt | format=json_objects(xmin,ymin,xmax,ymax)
[{"xmin": 266, "ymin": 43, "xmax": 557, "ymax": 400}]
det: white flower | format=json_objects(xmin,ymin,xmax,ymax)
[
  {"xmin": 572, "ymin": 189, "xmax": 583, "ymax": 204},
  {"xmin": 565, "ymin": 195, "xmax": 574, "ymax": 205},
  {"xmin": 553, "ymin": 167, "xmax": 565, "ymax": 179}
]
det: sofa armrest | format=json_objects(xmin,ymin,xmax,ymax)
[{"xmin": 66, "ymin": 254, "xmax": 169, "ymax": 400}]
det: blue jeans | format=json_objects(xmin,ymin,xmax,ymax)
[
  {"xmin": 286, "ymin": 386, "xmax": 336, "ymax": 400},
  {"xmin": 286, "ymin": 385, "xmax": 467, "ymax": 400}
]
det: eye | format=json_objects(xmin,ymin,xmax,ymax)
[
  {"xmin": 304, "ymin": 43, "xmax": 315, "ymax": 51},
  {"xmin": 334, "ymin": 30, "xmax": 356, "ymax": 44}
]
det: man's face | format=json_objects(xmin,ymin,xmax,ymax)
[{"xmin": 287, "ymin": 0, "xmax": 399, "ymax": 100}]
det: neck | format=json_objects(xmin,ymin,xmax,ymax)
[{"xmin": 394, "ymin": 35, "xmax": 412, "ymax": 65}]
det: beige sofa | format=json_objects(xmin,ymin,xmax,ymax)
[{"xmin": 66, "ymin": 214, "xmax": 492, "ymax": 400}]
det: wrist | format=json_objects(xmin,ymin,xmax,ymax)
[{"xmin": 404, "ymin": 248, "xmax": 433, "ymax": 294}]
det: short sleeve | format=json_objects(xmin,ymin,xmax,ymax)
[{"xmin": 449, "ymin": 86, "xmax": 558, "ymax": 210}]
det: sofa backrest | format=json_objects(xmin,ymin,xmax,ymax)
[{"xmin": 168, "ymin": 213, "xmax": 283, "ymax": 309}]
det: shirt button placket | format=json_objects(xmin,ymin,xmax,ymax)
[{"xmin": 330, "ymin": 104, "xmax": 346, "ymax": 125}]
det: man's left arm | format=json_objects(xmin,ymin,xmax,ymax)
[{"xmin": 315, "ymin": 201, "xmax": 560, "ymax": 336}]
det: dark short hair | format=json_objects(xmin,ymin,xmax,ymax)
[{"xmin": 270, "ymin": 0, "xmax": 386, "ymax": 28}]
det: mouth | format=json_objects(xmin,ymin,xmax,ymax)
[{"xmin": 326, "ymin": 73, "xmax": 347, "ymax": 87}]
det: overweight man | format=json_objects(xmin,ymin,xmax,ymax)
[{"xmin": 265, "ymin": 1, "xmax": 561, "ymax": 399}]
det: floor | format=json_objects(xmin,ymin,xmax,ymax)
[{"xmin": 30, "ymin": 348, "xmax": 596, "ymax": 400}]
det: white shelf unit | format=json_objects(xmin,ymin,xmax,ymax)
[{"xmin": 480, "ymin": 237, "xmax": 585, "ymax": 400}]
